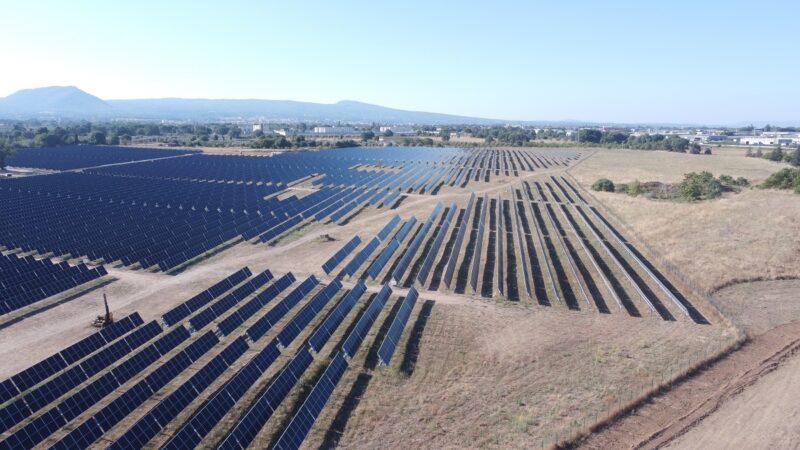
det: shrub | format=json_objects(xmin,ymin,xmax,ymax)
[
  {"xmin": 678, "ymin": 171, "xmax": 722, "ymax": 201},
  {"xmin": 615, "ymin": 183, "xmax": 628, "ymax": 193},
  {"xmin": 591, "ymin": 178, "xmax": 615, "ymax": 192},
  {"xmin": 761, "ymin": 168, "xmax": 800, "ymax": 192},
  {"xmin": 627, "ymin": 179, "xmax": 642, "ymax": 197}
]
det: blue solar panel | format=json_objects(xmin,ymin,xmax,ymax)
[
  {"xmin": 163, "ymin": 339, "xmax": 281, "ymax": 450},
  {"xmin": 218, "ymin": 272, "xmax": 296, "ymax": 336},
  {"xmin": 376, "ymin": 215, "xmax": 401, "ymax": 241},
  {"xmin": 341, "ymin": 237, "xmax": 380, "ymax": 276},
  {"xmin": 341, "ymin": 283, "xmax": 393, "ymax": 358},
  {"xmin": 321, "ymin": 236, "xmax": 361, "ymax": 274},
  {"xmin": 307, "ymin": 280, "xmax": 366, "ymax": 353},
  {"xmin": 163, "ymin": 268, "xmax": 252, "ymax": 326},
  {"xmin": 218, "ymin": 347, "xmax": 314, "ymax": 450},
  {"xmin": 247, "ymin": 275, "xmax": 319, "ymax": 341},
  {"xmin": 378, "ymin": 287, "xmax": 419, "ymax": 365},
  {"xmin": 276, "ymin": 279, "xmax": 342, "ymax": 349},
  {"xmin": 367, "ymin": 239, "xmax": 400, "ymax": 279},
  {"xmin": 273, "ymin": 352, "xmax": 348, "ymax": 450},
  {"xmin": 109, "ymin": 336, "xmax": 250, "ymax": 450},
  {"xmin": 417, "ymin": 202, "xmax": 457, "ymax": 284},
  {"xmin": 394, "ymin": 216, "xmax": 418, "ymax": 242}
]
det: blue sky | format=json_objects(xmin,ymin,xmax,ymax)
[{"xmin": 1, "ymin": 0, "xmax": 798, "ymax": 124}]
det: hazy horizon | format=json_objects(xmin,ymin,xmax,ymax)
[{"xmin": 1, "ymin": 0, "xmax": 798, "ymax": 124}]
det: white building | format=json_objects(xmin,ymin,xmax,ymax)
[
  {"xmin": 252, "ymin": 123, "xmax": 263, "ymax": 133},
  {"xmin": 312, "ymin": 126, "xmax": 356, "ymax": 135},
  {"xmin": 379, "ymin": 126, "xmax": 416, "ymax": 135}
]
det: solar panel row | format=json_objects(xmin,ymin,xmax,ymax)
[
  {"xmin": 52, "ymin": 330, "xmax": 220, "ymax": 449},
  {"xmin": 308, "ymin": 280, "xmax": 367, "ymax": 353},
  {"xmin": 188, "ymin": 270, "xmax": 274, "ymax": 331},
  {"xmin": 2, "ymin": 324, "xmax": 189, "ymax": 448},
  {"xmin": 162, "ymin": 339, "xmax": 283, "ymax": 450},
  {"xmin": 443, "ymin": 193, "xmax": 475, "ymax": 288},
  {"xmin": 0, "ymin": 312, "xmax": 143, "ymax": 405},
  {"xmin": 108, "ymin": 336, "xmax": 250, "ymax": 449},
  {"xmin": 246, "ymin": 275, "xmax": 320, "ymax": 341},
  {"xmin": 217, "ymin": 347, "xmax": 315, "ymax": 450},
  {"xmin": 377, "ymin": 287, "xmax": 419, "ymax": 366},
  {"xmin": 341, "ymin": 283, "xmax": 393, "ymax": 358},
  {"xmin": 391, "ymin": 202, "xmax": 444, "ymax": 284},
  {"xmin": 218, "ymin": 272, "xmax": 297, "ymax": 336},
  {"xmin": 273, "ymin": 351, "xmax": 348, "ymax": 450},
  {"xmin": 321, "ymin": 236, "xmax": 361, "ymax": 274},
  {"xmin": 7, "ymin": 145, "xmax": 197, "ymax": 171},
  {"xmin": 341, "ymin": 237, "xmax": 380, "ymax": 277},
  {"xmin": 162, "ymin": 267, "xmax": 252, "ymax": 326},
  {"xmin": 0, "ymin": 252, "xmax": 107, "ymax": 315},
  {"xmin": 367, "ymin": 238, "xmax": 400, "ymax": 280},
  {"xmin": 276, "ymin": 279, "xmax": 343, "ymax": 349},
  {"xmin": 0, "ymin": 320, "xmax": 162, "ymax": 435},
  {"xmin": 376, "ymin": 214, "xmax": 401, "ymax": 241},
  {"xmin": 417, "ymin": 202, "xmax": 457, "ymax": 285}
]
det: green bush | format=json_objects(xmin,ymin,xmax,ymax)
[
  {"xmin": 761, "ymin": 168, "xmax": 800, "ymax": 193},
  {"xmin": 627, "ymin": 179, "xmax": 642, "ymax": 196},
  {"xmin": 591, "ymin": 178, "xmax": 615, "ymax": 192},
  {"xmin": 678, "ymin": 171, "xmax": 722, "ymax": 201}
]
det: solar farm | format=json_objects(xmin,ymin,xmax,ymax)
[{"xmin": 0, "ymin": 145, "xmax": 724, "ymax": 449}]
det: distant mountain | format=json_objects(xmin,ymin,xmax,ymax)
[
  {"xmin": 0, "ymin": 86, "xmax": 112, "ymax": 117},
  {"xmin": 0, "ymin": 86, "xmax": 503, "ymax": 124}
]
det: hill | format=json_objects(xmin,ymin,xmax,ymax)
[
  {"xmin": 0, "ymin": 86, "xmax": 503, "ymax": 124},
  {"xmin": 0, "ymin": 86, "xmax": 112, "ymax": 117}
]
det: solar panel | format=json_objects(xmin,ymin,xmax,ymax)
[
  {"xmin": 217, "ymin": 347, "xmax": 314, "ymax": 450},
  {"xmin": 162, "ymin": 267, "xmax": 252, "ymax": 326},
  {"xmin": 108, "ymin": 336, "xmax": 250, "ymax": 450},
  {"xmin": 276, "ymin": 279, "xmax": 342, "ymax": 348},
  {"xmin": 443, "ymin": 193, "xmax": 475, "ymax": 288},
  {"xmin": 341, "ymin": 237, "xmax": 380, "ymax": 277},
  {"xmin": 391, "ymin": 202, "xmax": 444, "ymax": 284},
  {"xmin": 246, "ymin": 275, "xmax": 319, "ymax": 341},
  {"xmin": 218, "ymin": 272, "xmax": 296, "ymax": 336},
  {"xmin": 273, "ymin": 352, "xmax": 348, "ymax": 450},
  {"xmin": 377, "ymin": 287, "xmax": 419, "ymax": 365},
  {"xmin": 394, "ymin": 216, "xmax": 417, "ymax": 242},
  {"xmin": 162, "ymin": 339, "xmax": 282, "ymax": 450},
  {"xmin": 321, "ymin": 236, "xmax": 361, "ymax": 274},
  {"xmin": 366, "ymin": 239, "xmax": 400, "ymax": 279},
  {"xmin": 376, "ymin": 215, "xmax": 401, "ymax": 241},
  {"xmin": 341, "ymin": 283, "xmax": 392, "ymax": 358},
  {"xmin": 417, "ymin": 202, "xmax": 457, "ymax": 284},
  {"xmin": 308, "ymin": 280, "xmax": 366, "ymax": 353}
]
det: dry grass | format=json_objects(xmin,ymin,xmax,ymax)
[
  {"xmin": 570, "ymin": 149, "xmax": 800, "ymax": 294},
  {"xmin": 309, "ymin": 299, "xmax": 735, "ymax": 449},
  {"xmin": 572, "ymin": 148, "xmax": 787, "ymax": 184}
]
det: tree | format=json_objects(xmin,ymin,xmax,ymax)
[
  {"xmin": 768, "ymin": 146, "xmax": 784, "ymax": 162},
  {"xmin": 0, "ymin": 139, "xmax": 15, "ymax": 169},
  {"xmin": 89, "ymin": 131, "xmax": 107, "ymax": 145},
  {"xmin": 228, "ymin": 127, "xmax": 242, "ymax": 139},
  {"xmin": 361, "ymin": 131, "xmax": 375, "ymax": 141},
  {"xmin": 689, "ymin": 143, "xmax": 702, "ymax": 154},
  {"xmin": 578, "ymin": 129, "xmax": 602, "ymax": 144},
  {"xmin": 591, "ymin": 178, "xmax": 615, "ymax": 192},
  {"xmin": 790, "ymin": 148, "xmax": 800, "ymax": 167},
  {"xmin": 382, "ymin": 129, "xmax": 394, "ymax": 137}
]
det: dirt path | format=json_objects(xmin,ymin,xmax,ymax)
[{"xmin": 575, "ymin": 319, "xmax": 800, "ymax": 449}]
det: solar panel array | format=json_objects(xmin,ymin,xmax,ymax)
[
  {"xmin": 0, "ymin": 252, "xmax": 107, "ymax": 315},
  {"xmin": 391, "ymin": 202, "xmax": 444, "ymax": 284},
  {"xmin": 308, "ymin": 280, "xmax": 366, "ymax": 353},
  {"xmin": 443, "ymin": 193, "xmax": 475, "ymax": 287},
  {"xmin": 188, "ymin": 270, "xmax": 274, "ymax": 331},
  {"xmin": 321, "ymin": 236, "xmax": 361, "ymax": 274},
  {"xmin": 0, "ymin": 312, "xmax": 143, "ymax": 404},
  {"xmin": 273, "ymin": 352, "xmax": 348, "ymax": 449},
  {"xmin": 377, "ymin": 287, "xmax": 419, "ymax": 365},
  {"xmin": 6, "ymin": 145, "xmax": 197, "ymax": 171},
  {"xmin": 417, "ymin": 202, "xmax": 458, "ymax": 285},
  {"xmin": 342, "ymin": 283, "xmax": 393, "ymax": 358},
  {"xmin": 246, "ymin": 275, "xmax": 320, "ymax": 341},
  {"xmin": 162, "ymin": 267, "xmax": 252, "ymax": 326},
  {"xmin": 275, "ymin": 279, "xmax": 343, "ymax": 348}
]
